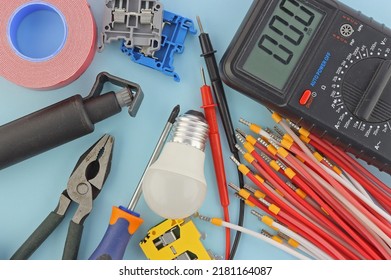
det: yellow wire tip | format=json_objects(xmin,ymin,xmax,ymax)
[
  {"xmin": 272, "ymin": 112, "xmax": 283, "ymax": 123},
  {"xmin": 211, "ymin": 218, "xmax": 223, "ymax": 226}
]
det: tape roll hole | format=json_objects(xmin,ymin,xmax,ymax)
[{"xmin": 8, "ymin": 2, "xmax": 68, "ymax": 62}]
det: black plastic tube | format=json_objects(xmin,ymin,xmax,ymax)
[{"xmin": 0, "ymin": 93, "xmax": 121, "ymax": 170}]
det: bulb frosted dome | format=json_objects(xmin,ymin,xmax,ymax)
[{"xmin": 142, "ymin": 142, "xmax": 207, "ymax": 219}]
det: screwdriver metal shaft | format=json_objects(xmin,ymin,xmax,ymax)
[
  {"xmin": 89, "ymin": 105, "xmax": 180, "ymax": 260},
  {"xmin": 128, "ymin": 105, "xmax": 180, "ymax": 211}
]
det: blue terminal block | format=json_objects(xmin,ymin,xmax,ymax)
[{"xmin": 121, "ymin": 10, "xmax": 197, "ymax": 82}]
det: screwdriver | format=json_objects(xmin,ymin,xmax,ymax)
[
  {"xmin": 199, "ymin": 67, "xmax": 231, "ymax": 259},
  {"xmin": 89, "ymin": 105, "xmax": 180, "ymax": 260}
]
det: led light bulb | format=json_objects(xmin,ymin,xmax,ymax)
[{"xmin": 142, "ymin": 110, "xmax": 209, "ymax": 219}]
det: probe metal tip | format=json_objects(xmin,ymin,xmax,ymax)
[
  {"xmin": 196, "ymin": 16, "xmax": 205, "ymax": 33},
  {"xmin": 200, "ymin": 67, "xmax": 207, "ymax": 85}
]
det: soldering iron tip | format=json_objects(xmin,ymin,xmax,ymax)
[{"xmin": 196, "ymin": 16, "xmax": 204, "ymax": 33}]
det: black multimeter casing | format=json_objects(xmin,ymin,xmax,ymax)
[{"xmin": 221, "ymin": 0, "xmax": 391, "ymax": 173}]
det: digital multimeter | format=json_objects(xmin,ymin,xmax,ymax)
[{"xmin": 221, "ymin": 0, "xmax": 391, "ymax": 173}]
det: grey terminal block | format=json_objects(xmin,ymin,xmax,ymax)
[{"xmin": 100, "ymin": 0, "xmax": 164, "ymax": 56}]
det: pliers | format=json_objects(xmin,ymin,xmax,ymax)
[{"xmin": 11, "ymin": 134, "xmax": 114, "ymax": 260}]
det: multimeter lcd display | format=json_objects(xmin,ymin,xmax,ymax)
[{"xmin": 242, "ymin": 0, "xmax": 324, "ymax": 90}]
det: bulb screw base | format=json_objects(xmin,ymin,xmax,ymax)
[{"xmin": 172, "ymin": 110, "xmax": 209, "ymax": 152}]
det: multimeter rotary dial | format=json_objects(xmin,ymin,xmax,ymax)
[{"xmin": 342, "ymin": 56, "xmax": 391, "ymax": 123}]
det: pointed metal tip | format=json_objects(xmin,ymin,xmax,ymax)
[
  {"xmin": 196, "ymin": 16, "xmax": 204, "ymax": 33},
  {"xmin": 200, "ymin": 67, "xmax": 207, "ymax": 85}
]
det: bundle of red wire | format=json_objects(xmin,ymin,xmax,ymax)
[{"xmin": 228, "ymin": 112, "xmax": 391, "ymax": 260}]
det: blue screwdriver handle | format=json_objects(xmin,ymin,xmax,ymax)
[{"xmin": 89, "ymin": 206, "xmax": 143, "ymax": 260}]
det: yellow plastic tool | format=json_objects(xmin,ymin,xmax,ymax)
[{"xmin": 140, "ymin": 219, "xmax": 213, "ymax": 260}]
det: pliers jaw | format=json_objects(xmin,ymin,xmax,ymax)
[
  {"xmin": 11, "ymin": 134, "xmax": 115, "ymax": 260},
  {"xmin": 66, "ymin": 134, "xmax": 114, "ymax": 224}
]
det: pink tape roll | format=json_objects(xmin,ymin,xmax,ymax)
[{"xmin": 0, "ymin": 0, "xmax": 96, "ymax": 90}]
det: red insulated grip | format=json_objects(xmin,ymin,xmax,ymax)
[{"xmin": 200, "ymin": 85, "xmax": 229, "ymax": 207}]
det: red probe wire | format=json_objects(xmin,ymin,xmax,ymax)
[{"xmin": 199, "ymin": 67, "xmax": 231, "ymax": 260}]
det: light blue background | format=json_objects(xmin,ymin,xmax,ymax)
[{"xmin": 0, "ymin": 0, "xmax": 390, "ymax": 260}]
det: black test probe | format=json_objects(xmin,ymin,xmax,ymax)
[{"xmin": 197, "ymin": 16, "xmax": 245, "ymax": 260}]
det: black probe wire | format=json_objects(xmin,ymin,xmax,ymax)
[
  {"xmin": 230, "ymin": 152, "xmax": 246, "ymax": 259},
  {"xmin": 197, "ymin": 16, "xmax": 245, "ymax": 260}
]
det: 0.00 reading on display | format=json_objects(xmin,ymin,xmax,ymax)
[{"xmin": 243, "ymin": 0, "xmax": 324, "ymax": 90}]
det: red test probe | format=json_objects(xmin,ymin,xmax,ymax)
[{"xmin": 200, "ymin": 67, "xmax": 231, "ymax": 259}]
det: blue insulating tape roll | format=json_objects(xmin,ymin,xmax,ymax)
[{"xmin": 7, "ymin": 2, "xmax": 68, "ymax": 62}]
